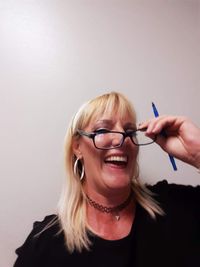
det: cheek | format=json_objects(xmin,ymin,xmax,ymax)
[
  {"xmin": 130, "ymin": 145, "xmax": 139, "ymax": 159},
  {"xmin": 81, "ymin": 142, "xmax": 103, "ymax": 170},
  {"xmin": 82, "ymin": 151, "xmax": 103, "ymax": 187},
  {"xmin": 129, "ymin": 147, "xmax": 139, "ymax": 169}
]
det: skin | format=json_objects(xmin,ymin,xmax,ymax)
[
  {"xmin": 139, "ymin": 115, "xmax": 200, "ymax": 169},
  {"xmin": 73, "ymin": 113, "xmax": 138, "ymax": 239},
  {"xmin": 73, "ymin": 114, "xmax": 200, "ymax": 239}
]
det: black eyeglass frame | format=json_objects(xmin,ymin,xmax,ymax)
[{"xmin": 77, "ymin": 129, "xmax": 156, "ymax": 150}]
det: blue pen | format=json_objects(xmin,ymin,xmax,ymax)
[{"xmin": 152, "ymin": 102, "xmax": 177, "ymax": 171}]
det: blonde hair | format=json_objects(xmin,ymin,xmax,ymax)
[{"xmin": 57, "ymin": 91, "xmax": 164, "ymax": 253}]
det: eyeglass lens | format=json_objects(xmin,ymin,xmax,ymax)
[
  {"xmin": 95, "ymin": 132, "xmax": 122, "ymax": 149},
  {"xmin": 94, "ymin": 131, "xmax": 153, "ymax": 149}
]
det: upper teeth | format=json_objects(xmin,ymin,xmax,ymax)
[{"xmin": 106, "ymin": 156, "xmax": 127, "ymax": 162}]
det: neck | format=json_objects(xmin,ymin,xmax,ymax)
[
  {"xmin": 86, "ymin": 196, "xmax": 136, "ymax": 240},
  {"xmin": 86, "ymin": 190, "xmax": 133, "ymax": 221},
  {"xmin": 83, "ymin": 183, "xmax": 132, "ymax": 206}
]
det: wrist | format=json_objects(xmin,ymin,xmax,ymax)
[
  {"xmin": 195, "ymin": 158, "xmax": 200, "ymax": 173},
  {"xmin": 192, "ymin": 150, "xmax": 200, "ymax": 169}
]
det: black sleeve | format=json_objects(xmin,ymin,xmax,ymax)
[
  {"xmin": 150, "ymin": 179, "xmax": 200, "ymax": 206},
  {"xmin": 149, "ymin": 180, "xmax": 200, "ymax": 226},
  {"xmin": 13, "ymin": 215, "xmax": 58, "ymax": 267}
]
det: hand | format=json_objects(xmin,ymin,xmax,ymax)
[{"xmin": 138, "ymin": 116, "xmax": 200, "ymax": 169}]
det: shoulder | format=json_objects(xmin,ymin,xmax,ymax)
[
  {"xmin": 147, "ymin": 180, "xmax": 200, "ymax": 212},
  {"xmin": 22, "ymin": 214, "xmax": 60, "ymax": 241},
  {"xmin": 14, "ymin": 214, "xmax": 64, "ymax": 266},
  {"xmin": 148, "ymin": 179, "xmax": 200, "ymax": 196},
  {"xmin": 32, "ymin": 214, "xmax": 60, "ymax": 235}
]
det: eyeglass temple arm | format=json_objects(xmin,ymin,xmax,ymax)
[
  {"xmin": 136, "ymin": 126, "xmax": 147, "ymax": 131},
  {"xmin": 77, "ymin": 130, "xmax": 95, "ymax": 138}
]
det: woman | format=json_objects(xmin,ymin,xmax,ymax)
[{"xmin": 14, "ymin": 92, "xmax": 200, "ymax": 267}]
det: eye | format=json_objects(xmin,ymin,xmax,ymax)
[
  {"xmin": 94, "ymin": 128, "xmax": 110, "ymax": 134},
  {"xmin": 125, "ymin": 130, "xmax": 137, "ymax": 136}
]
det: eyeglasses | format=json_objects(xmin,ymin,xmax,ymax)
[{"xmin": 77, "ymin": 129, "xmax": 156, "ymax": 150}]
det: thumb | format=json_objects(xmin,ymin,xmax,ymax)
[{"xmin": 154, "ymin": 134, "xmax": 168, "ymax": 152}]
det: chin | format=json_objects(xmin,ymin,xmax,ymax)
[{"xmin": 105, "ymin": 176, "xmax": 131, "ymax": 190}]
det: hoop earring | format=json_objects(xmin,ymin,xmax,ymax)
[
  {"xmin": 73, "ymin": 158, "xmax": 85, "ymax": 181},
  {"xmin": 134, "ymin": 162, "xmax": 139, "ymax": 179},
  {"xmin": 132, "ymin": 162, "xmax": 139, "ymax": 183}
]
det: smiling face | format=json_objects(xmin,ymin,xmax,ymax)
[{"xmin": 73, "ymin": 112, "xmax": 139, "ymax": 196}]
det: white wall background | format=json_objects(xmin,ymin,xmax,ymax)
[{"xmin": 0, "ymin": 0, "xmax": 199, "ymax": 266}]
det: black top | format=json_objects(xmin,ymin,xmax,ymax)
[{"xmin": 14, "ymin": 180, "xmax": 200, "ymax": 267}]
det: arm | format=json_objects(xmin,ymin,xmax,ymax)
[{"xmin": 139, "ymin": 116, "xmax": 200, "ymax": 169}]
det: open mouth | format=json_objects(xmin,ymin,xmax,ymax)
[{"xmin": 104, "ymin": 155, "xmax": 128, "ymax": 166}]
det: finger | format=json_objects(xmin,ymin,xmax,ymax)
[
  {"xmin": 144, "ymin": 116, "xmax": 185, "ymax": 136},
  {"xmin": 137, "ymin": 118, "xmax": 157, "ymax": 131},
  {"xmin": 138, "ymin": 117, "xmax": 166, "ymax": 134}
]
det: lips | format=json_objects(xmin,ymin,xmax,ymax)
[{"xmin": 104, "ymin": 155, "xmax": 128, "ymax": 166}]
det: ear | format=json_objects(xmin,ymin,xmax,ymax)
[{"xmin": 72, "ymin": 138, "xmax": 82, "ymax": 158}]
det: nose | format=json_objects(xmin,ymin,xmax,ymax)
[
  {"xmin": 111, "ymin": 134, "xmax": 122, "ymax": 147},
  {"xmin": 123, "ymin": 134, "xmax": 132, "ymax": 146},
  {"xmin": 111, "ymin": 123, "xmax": 133, "ymax": 148}
]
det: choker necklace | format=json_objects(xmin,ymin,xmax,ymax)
[{"xmin": 86, "ymin": 191, "xmax": 133, "ymax": 221}]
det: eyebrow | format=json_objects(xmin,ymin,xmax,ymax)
[
  {"xmin": 124, "ymin": 122, "xmax": 137, "ymax": 129},
  {"xmin": 94, "ymin": 120, "xmax": 136, "ymax": 129},
  {"xmin": 95, "ymin": 119, "xmax": 112, "ymax": 124}
]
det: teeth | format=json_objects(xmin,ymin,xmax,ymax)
[{"xmin": 106, "ymin": 156, "xmax": 127, "ymax": 162}]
